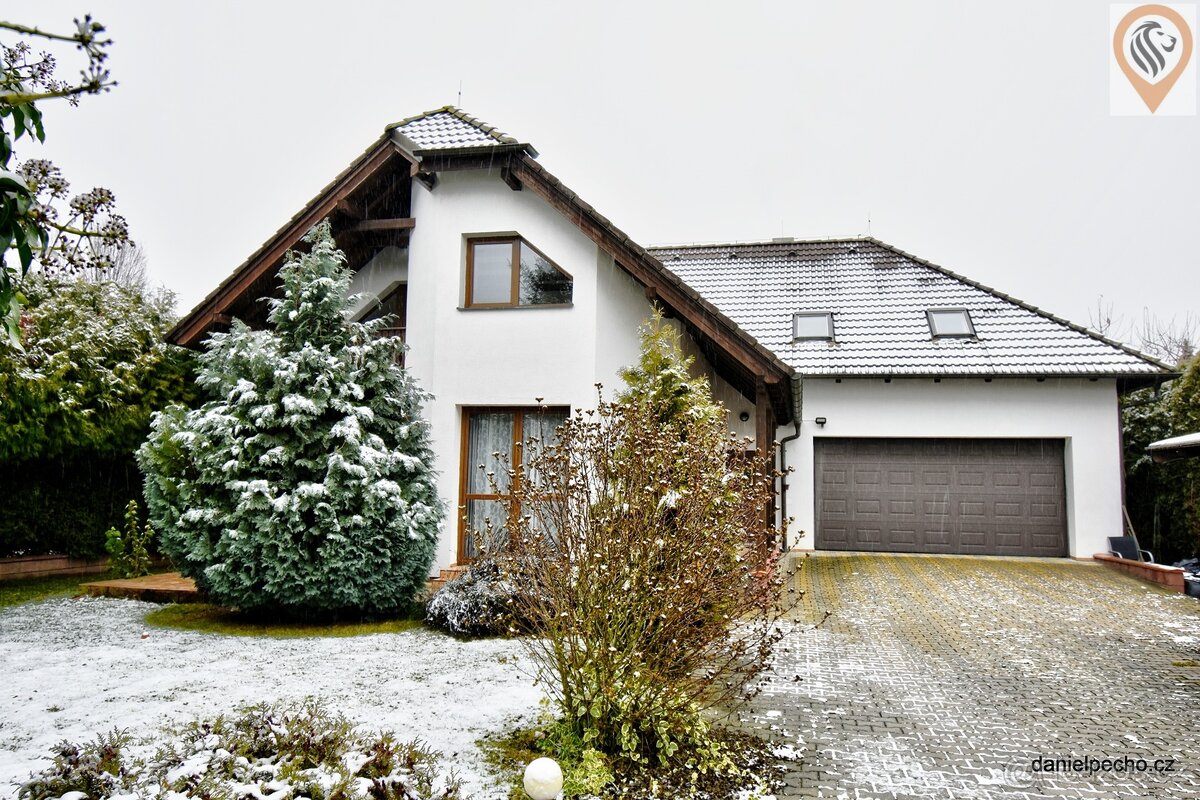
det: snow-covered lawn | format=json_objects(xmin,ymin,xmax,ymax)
[{"xmin": 0, "ymin": 596, "xmax": 543, "ymax": 799}]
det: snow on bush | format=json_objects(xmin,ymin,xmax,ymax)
[
  {"xmin": 137, "ymin": 222, "xmax": 443, "ymax": 616},
  {"xmin": 425, "ymin": 559, "xmax": 526, "ymax": 637},
  {"xmin": 0, "ymin": 275, "xmax": 194, "ymax": 558},
  {"xmin": 17, "ymin": 701, "xmax": 461, "ymax": 800}
]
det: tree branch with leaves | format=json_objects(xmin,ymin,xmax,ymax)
[{"xmin": 1, "ymin": 15, "xmax": 126, "ymax": 345}]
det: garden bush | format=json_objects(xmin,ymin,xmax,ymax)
[
  {"xmin": 425, "ymin": 558, "xmax": 528, "ymax": 637},
  {"xmin": 104, "ymin": 499, "xmax": 154, "ymax": 578},
  {"xmin": 495, "ymin": 314, "xmax": 789, "ymax": 781},
  {"xmin": 138, "ymin": 222, "xmax": 443, "ymax": 617},
  {"xmin": 0, "ymin": 276, "xmax": 191, "ymax": 463},
  {"xmin": 0, "ymin": 276, "xmax": 193, "ymax": 558},
  {"xmin": 1124, "ymin": 352, "xmax": 1200, "ymax": 562},
  {"xmin": 0, "ymin": 457, "xmax": 141, "ymax": 559},
  {"xmin": 18, "ymin": 701, "xmax": 461, "ymax": 800}
]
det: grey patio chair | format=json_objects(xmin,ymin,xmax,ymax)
[{"xmin": 1108, "ymin": 536, "xmax": 1154, "ymax": 563}]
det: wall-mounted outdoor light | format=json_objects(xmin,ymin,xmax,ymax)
[{"xmin": 815, "ymin": 417, "xmax": 827, "ymax": 427}]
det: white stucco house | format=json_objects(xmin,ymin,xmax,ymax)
[{"xmin": 171, "ymin": 107, "xmax": 1173, "ymax": 570}]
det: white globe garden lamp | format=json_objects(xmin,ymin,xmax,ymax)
[{"xmin": 523, "ymin": 757, "xmax": 564, "ymax": 800}]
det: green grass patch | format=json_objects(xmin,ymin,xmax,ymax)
[
  {"xmin": 480, "ymin": 723, "xmax": 615, "ymax": 800},
  {"xmin": 144, "ymin": 603, "xmax": 423, "ymax": 638},
  {"xmin": 0, "ymin": 573, "xmax": 108, "ymax": 609}
]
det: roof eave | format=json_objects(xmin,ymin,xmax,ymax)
[{"xmin": 796, "ymin": 371, "xmax": 1178, "ymax": 392}]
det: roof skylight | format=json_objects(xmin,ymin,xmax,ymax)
[
  {"xmin": 927, "ymin": 308, "xmax": 975, "ymax": 338},
  {"xmin": 794, "ymin": 312, "xmax": 834, "ymax": 341}
]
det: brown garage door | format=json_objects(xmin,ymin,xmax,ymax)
[{"xmin": 815, "ymin": 438, "xmax": 1067, "ymax": 557}]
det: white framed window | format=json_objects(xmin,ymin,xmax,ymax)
[
  {"xmin": 926, "ymin": 308, "xmax": 976, "ymax": 338},
  {"xmin": 793, "ymin": 311, "xmax": 834, "ymax": 341}
]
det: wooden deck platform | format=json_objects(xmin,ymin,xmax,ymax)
[
  {"xmin": 81, "ymin": 570, "xmax": 457, "ymax": 604},
  {"xmin": 81, "ymin": 572, "xmax": 202, "ymax": 604}
]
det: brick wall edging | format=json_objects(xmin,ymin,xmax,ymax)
[
  {"xmin": 0, "ymin": 555, "xmax": 110, "ymax": 582},
  {"xmin": 1093, "ymin": 553, "xmax": 1186, "ymax": 593}
]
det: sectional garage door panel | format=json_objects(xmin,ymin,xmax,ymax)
[{"xmin": 815, "ymin": 438, "xmax": 1067, "ymax": 557}]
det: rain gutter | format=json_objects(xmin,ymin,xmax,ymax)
[{"xmin": 776, "ymin": 374, "xmax": 804, "ymax": 549}]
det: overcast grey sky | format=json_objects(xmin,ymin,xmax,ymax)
[{"xmin": 26, "ymin": 0, "xmax": 1199, "ymax": 348}]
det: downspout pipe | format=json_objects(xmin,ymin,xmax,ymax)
[{"xmin": 776, "ymin": 374, "xmax": 803, "ymax": 550}]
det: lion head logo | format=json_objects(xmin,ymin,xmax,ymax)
[{"xmin": 1129, "ymin": 19, "xmax": 1179, "ymax": 79}]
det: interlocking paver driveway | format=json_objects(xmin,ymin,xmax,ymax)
[{"xmin": 747, "ymin": 554, "xmax": 1200, "ymax": 799}]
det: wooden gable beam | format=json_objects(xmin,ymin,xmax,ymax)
[
  {"xmin": 500, "ymin": 166, "xmax": 522, "ymax": 191},
  {"xmin": 347, "ymin": 217, "xmax": 416, "ymax": 233}
]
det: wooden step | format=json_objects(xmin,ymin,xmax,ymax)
[
  {"xmin": 425, "ymin": 564, "xmax": 469, "ymax": 594},
  {"xmin": 81, "ymin": 572, "xmax": 202, "ymax": 604}
]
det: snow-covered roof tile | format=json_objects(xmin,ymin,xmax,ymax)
[
  {"xmin": 386, "ymin": 106, "xmax": 523, "ymax": 151},
  {"xmin": 650, "ymin": 238, "xmax": 1170, "ymax": 378}
]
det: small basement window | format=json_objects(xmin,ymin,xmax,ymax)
[
  {"xmin": 466, "ymin": 236, "xmax": 572, "ymax": 308},
  {"xmin": 793, "ymin": 311, "xmax": 834, "ymax": 340},
  {"xmin": 927, "ymin": 308, "xmax": 976, "ymax": 338}
]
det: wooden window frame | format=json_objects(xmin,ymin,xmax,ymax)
[
  {"xmin": 464, "ymin": 235, "xmax": 573, "ymax": 309},
  {"xmin": 458, "ymin": 405, "xmax": 570, "ymax": 562}
]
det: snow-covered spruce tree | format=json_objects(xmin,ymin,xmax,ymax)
[{"xmin": 138, "ymin": 222, "xmax": 443, "ymax": 617}]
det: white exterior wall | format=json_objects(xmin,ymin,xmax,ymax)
[
  {"xmin": 345, "ymin": 246, "xmax": 408, "ymax": 319},
  {"xmin": 391, "ymin": 170, "xmax": 656, "ymax": 572},
  {"xmin": 781, "ymin": 377, "xmax": 1123, "ymax": 559}
]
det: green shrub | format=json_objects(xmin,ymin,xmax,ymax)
[
  {"xmin": 0, "ymin": 276, "xmax": 194, "ymax": 558},
  {"xmin": 425, "ymin": 558, "xmax": 529, "ymax": 637},
  {"xmin": 138, "ymin": 222, "xmax": 443, "ymax": 618},
  {"xmin": 483, "ymin": 717, "xmax": 781, "ymax": 799},
  {"xmin": 0, "ymin": 457, "xmax": 141, "ymax": 559},
  {"xmin": 104, "ymin": 499, "xmax": 154, "ymax": 578},
  {"xmin": 18, "ymin": 702, "xmax": 461, "ymax": 800},
  {"xmin": 17, "ymin": 730, "xmax": 132, "ymax": 800},
  {"xmin": 0, "ymin": 277, "xmax": 193, "ymax": 463},
  {"xmin": 481, "ymin": 721, "xmax": 615, "ymax": 799},
  {"xmin": 1124, "ymin": 352, "xmax": 1200, "ymax": 562}
]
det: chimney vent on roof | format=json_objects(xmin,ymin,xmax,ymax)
[{"xmin": 772, "ymin": 236, "xmax": 795, "ymax": 243}]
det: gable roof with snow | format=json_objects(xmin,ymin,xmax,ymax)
[
  {"xmin": 651, "ymin": 237, "xmax": 1171, "ymax": 383},
  {"xmin": 169, "ymin": 107, "xmax": 794, "ymax": 417}
]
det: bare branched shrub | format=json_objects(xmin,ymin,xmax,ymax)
[
  {"xmin": 496, "ymin": 389, "xmax": 786, "ymax": 770},
  {"xmin": 1089, "ymin": 297, "xmax": 1197, "ymax": 367}
]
